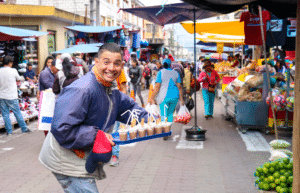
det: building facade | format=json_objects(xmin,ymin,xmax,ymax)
[{"xmin": 0, "ymin": 4, "xmax": 87, "ymax": 73}]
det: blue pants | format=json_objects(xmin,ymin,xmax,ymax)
[
  {"xmin": 112, "ymin": 121, "xmax": 120, "ymax": 157},
  {"xmin": 53, "ymin": 172, "xmax": 99, "ymax": 193},
  {"xmin": 159, "ymin": 98, "xmax": 178, "ymax": 122},
  {"xmin": 0, "ymin": 99, "xmax": 27, "ymax": 134},
  {"xmin": 202, "ymin": 89, "xmax": 215, "ymax": 116}
]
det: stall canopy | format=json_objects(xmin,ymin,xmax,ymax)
[
  {"xmin": 181, "ymin": 20, "xmax": 244, "ymax": 36},
  {"xmin": 64, "ymin": 26, "xmax": 129, "ymax": 33},
  {"xmin": 0, "ymin": 26, "xmax": 47, "ymax": 41},
  {"xmin": 182, "ymin": 0, "xmax": 297, "ymax": 18},
  {"xmin": 52, "ymin": 43, "xmax": 103, "ymax": 54},
  {"xmin": 120, "ymin": 3, "xmax": 221, "ymax": 26}
]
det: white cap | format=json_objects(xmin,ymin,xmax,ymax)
[
  {"xmin": 60, "ymin": 53, "xmax": 74, "ymax": 63},
  {"xmin": 55, "ymin": 59, "xmax": 63, "ymax": 70}
]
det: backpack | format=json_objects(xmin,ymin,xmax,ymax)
[{"xmin": 143, "ymin": 67, "xmax": 151, "ymax": 79}]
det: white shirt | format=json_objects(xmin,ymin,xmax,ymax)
[{"xmin": 0, "ymin": 67, "xmax": 21, "ymax": 100}]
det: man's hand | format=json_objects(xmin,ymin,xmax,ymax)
[{"xmin": 105, "ymin": 133, "xmax": 115, "ymax": 146}]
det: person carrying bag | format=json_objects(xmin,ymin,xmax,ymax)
[{"xmin": 197, "ymin": 60, "xmax": 220, "ymax": 119}]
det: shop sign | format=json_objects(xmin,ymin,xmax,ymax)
[{"xmin": 217, "ymin": 42, "xmax": 224, "ymax": 54}]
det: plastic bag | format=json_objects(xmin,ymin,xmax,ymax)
[
  {"xmin": 185, "ymin": 96, "xmax": 194, "ymax": 111},
  {"xmin": 174, "ymin": 105, "xmax": 191, "ymax": 124},
  {"xmin": 145, "ymin": 104, "xmax": 160, "ymax": 117},
  {"xmin": 269, "ymin": 150, "xmax": 289, "ymax": 161},
  {"xmin": 269, "ymin": 140, "xmax": 291, "ymax": 149}
]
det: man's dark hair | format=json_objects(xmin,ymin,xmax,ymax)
[
  {"xmin": 74, "ymin": 53, "xmax": 81, "ymax": 57},
  {"xmin": 3, "ymin": 56, "xmax": 14, "ymax": 65},
  {"xmin": 235, "ymin": 54, "xmax": 240, "ymax": 58},
  {"xmin": 27, "ymin": 62, "xmax": 33, "ymax": 67},
  {"xmin": 52, "ymin": 53, "xmax": 58, "ymax": 59},
  {"xmin": 98, "ymin": 43, "xmax": 122, "ymax": 58},
  {"xmin": 199, "ymin": 56, "xmax": 204, "ymax": 60}
]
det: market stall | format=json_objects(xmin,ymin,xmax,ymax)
[{"xmin": 0, "ymin": 26, "xmax": 46, "ymax": 130}]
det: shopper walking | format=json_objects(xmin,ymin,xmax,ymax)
[
  {"xmin": 0, "ymin": 56, "xmax": 32, "ymax": 135},
  {"xmin": 52, "ymin": 58, "xmax": 80, "ymax": 95},
  {"xmin": 198, "ymin": 60, "xmax": 220, "ymax": 119},
  {"xmin": 39, "ymin": 43, "xmax": 150, "ymax": 193},
  {"xmin": 129, "ymin": 59, "xmax": 145, "ymax": 107},
  {"xmin": 74, "ymin": 51, "xmax": 89, "ymax": 74},
  {"xmin": 143, "ymin": 62, "xmax": 151, "ymax": 89},
  {"xmin": 149, "ymin": 58, "xmax": 184, "ymax": 126}
]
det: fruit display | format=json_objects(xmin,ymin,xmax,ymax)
[{"xmin": 255, "ymin": 158, "xmax": 293, "ymax": 193}]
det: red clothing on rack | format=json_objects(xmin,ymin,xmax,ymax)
[{"xmin": 240, "ymin": 11, "xmax": 271, "ymax": 45}]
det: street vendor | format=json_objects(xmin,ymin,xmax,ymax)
[
  {"xmin": 230, "ymin": 54, "xmax": 241, "ymax": 68},
  {"xmin": 39, "ymin": 43, "xmax": 150, "ymax": 193},
  {"xmin": 23, "ymin": 63, "xmax": 37, "ymax": 83}
]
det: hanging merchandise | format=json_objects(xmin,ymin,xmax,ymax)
[
  {"xmin": 120, "ymin": 30, "xmax": 126, "ymax": 47},
  {"xmin": 132, "ymin": 33, "xmax": 141, "ymax": 49},
  {"xmin": 266, "ymin": 15, "xmax": 287, "ymax": 47},
  {"xmin": 76, "ymin": 38, "xmax": 86, "ymax": 45},
  {"xmin": 240, "ymin": 10, "xmax": 271, "ymax": 45},
  {"xmin": 140, "ymin": 40, "xmax": 149, "ymax": 48},
  {"xmin": 150, "ymin": 54, "xmax": 159, "ymax": 61},
  {"xmin": 104, "ymin": 32, "xmax": 114, "ymax": 43},
  {"xmin": 123, "ymin": 48, "xmax": 130, "ymax": 62}
]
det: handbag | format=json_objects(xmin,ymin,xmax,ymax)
[{"xmin": 208, "ymin": 84, "xmax": 215, "ymax": 93}]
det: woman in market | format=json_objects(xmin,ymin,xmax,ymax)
[
  {"xmin": 38, "ymin": 57, "xmax": 58, "ymax": 136},
  {"xmin": 52, "ymin": 57, "xmax": 80, "ymax": 95},
  {"xmin": 129, "ymin": 59, "xmax": 145, "ymax": 108},
  {"xmin": 149, "ymin": 58, "xmax": 184, "ymax": 140},
  {"xmin": 198, "ymin": 60, "xmax": 220, "ymax": 119},
  {"xmin": 275, "ymin": 60, "xmax": 287, "ymax": 74}
]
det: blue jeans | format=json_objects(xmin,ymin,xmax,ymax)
[
  {"xmin": 0, "ymin": 99, "xmax": 27, "ymax": 134},
  {"xmin": 202, "ymin": 89, "xmax": 215, "ymax": 116},
  {"xmin": 53, "ymin": 172, "xmax": 99, "ymax": 193},
  {"xmin": 112, "ymin": 121, "xmax": 120, "ymax": 157},
  {"xmin": 159, "ymin": 98, "xmax": 179, "ymax": 122}
]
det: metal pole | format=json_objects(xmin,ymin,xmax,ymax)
[
  {"xmin": 259, "ymin": 6, "xmax": 278, "ymax": 139},
  {"xmin": 193, "ymin": 8, "xmax": 198, "ymax": 127}
]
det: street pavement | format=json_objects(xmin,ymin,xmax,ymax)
[{"xmin": 0, "ymin": 89, "xmax": 293, "ymax": 193}]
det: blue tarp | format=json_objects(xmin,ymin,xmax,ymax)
[
  {"xmin": 0, "ymin": 26, "xmax": 47, "ymax": 41},
  {"xmin": 52, "ymin": 43, "xmax": 103, "ymax": 54},
  {"xmin": 197, "ymin": 41, "xmax": 216, "ymax": 47},
  {"xmin": 121, "ymin": 3, "xmax": 220, "ymax": 26},
  {"xmin": 65, "ymin": 26, "xmax": 129, "ymax": 33}
]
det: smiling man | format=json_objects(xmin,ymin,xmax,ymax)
[{"xmin": 39, "ymin": 43, "xmax": 150, "ymax": 193}]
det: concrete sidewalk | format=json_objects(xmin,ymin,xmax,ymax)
[{"xmin": 0, "ymin": 90, "xmax": 292, "ymax": 193}]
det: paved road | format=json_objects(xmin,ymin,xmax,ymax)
[{"xmin": 0, "ymin": 90, "xmax": 293, "ymax": 193}]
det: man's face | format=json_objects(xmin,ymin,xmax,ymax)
[
  {"xmin": 28, "ymin": 66, "xmax": 33, "ymax": 71},
  {"xmin": 95, "ymin": 51, "xmax": 123, "ymax": 83},
  {"xmin": 50, "ymin": 65, "xmax": 58, "ymax": 74}
]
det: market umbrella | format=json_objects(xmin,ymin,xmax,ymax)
[
  {"xmin": 181, "ymin": 20, "xmax": 245, "ymax": 36},
  {"xmin": 52, "ymin": 43, "xmax": 103, "ymax": 54},
  {"xmin": 0, "ymin": 26, "xmax": 47, "ymax": 41},
  {"xmin": 64, "ymin": 26, "xmax": 129, "ymax": 33},
  {"xmin": 181, "ymin": 0, "xmax": 297, "ymax": 18},
  {"xmin": 120, "ymin": 3, "xmax": 221, "ymax": 26}
]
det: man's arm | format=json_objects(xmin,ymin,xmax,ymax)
[
  {"xmin": 51, "ymin": 87, "xmax": 98, "ymax": 150},
  {"xmin": 149, "ymin": 82, "xmax": 161, "ymax": 105},
  {"xmin": 176, "ymin": 83, "xmax": 185, "ymax": 106},
  {"xmin": 39, "ymin": 71, "xmax": 54, "ymax": 89},
  {"xmin": 116, "ymin": 92, "xmax": 150, "ymax": 124}
]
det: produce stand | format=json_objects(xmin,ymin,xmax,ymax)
[{"xmin": 221, "ymin": 73, "xmax": 270, "ymax": 134}]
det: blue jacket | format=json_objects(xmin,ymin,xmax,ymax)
[
  {"xmin": 51, "ymin": 71, "xmax": 149, "ymax": 150},
  {"xmin": 39, "ymin": 67, "xmax": 55, "ymax": 91}
]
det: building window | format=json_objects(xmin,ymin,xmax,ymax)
[
  {"xmin": 117, "ymin": 0, "xmax": 120, "ymax": 7},
  {"xmin": 107, "ymin": 20, "xmax": 111, "ymax": 26},
  {"xmin": 106, "ymin": 0, "xmax": 110, "ymax": 3},
  {"xmin": 101, "ymin": 16, "xmax": 106, "ymax": 26}
]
